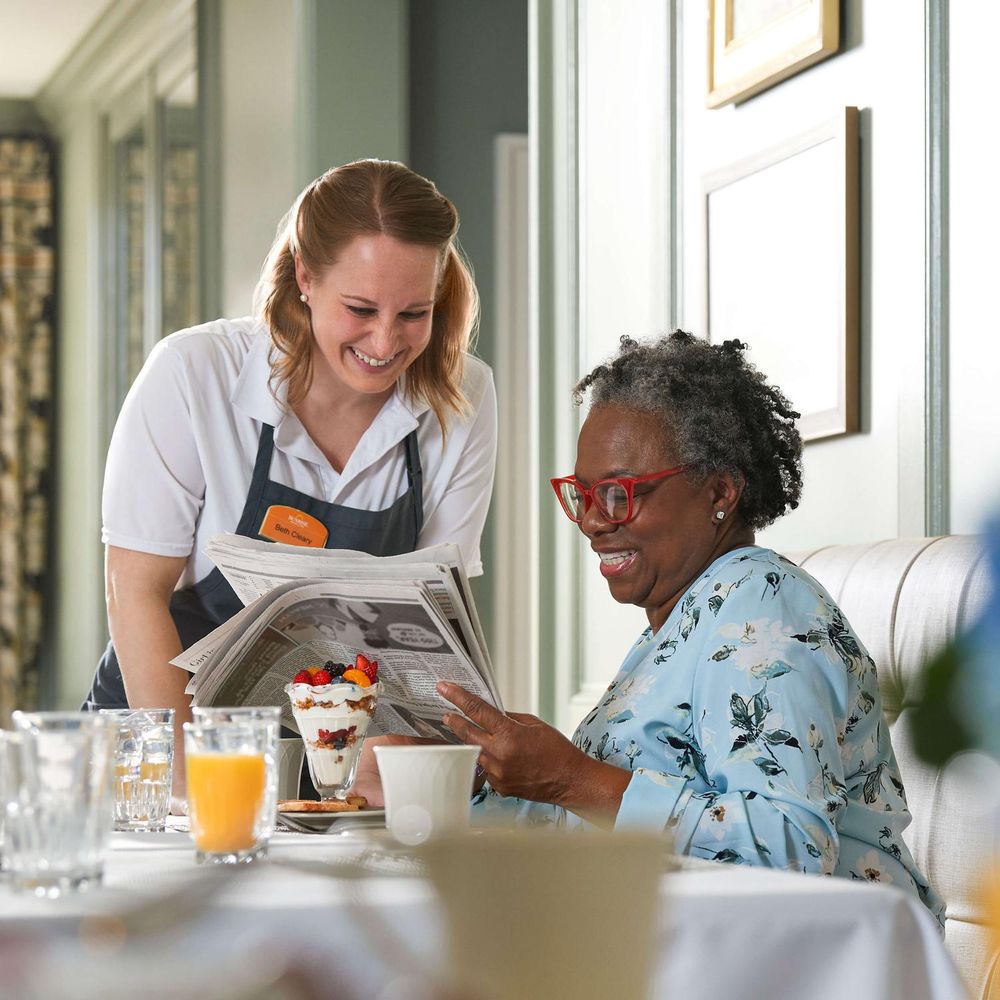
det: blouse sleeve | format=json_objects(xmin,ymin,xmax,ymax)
[
  {"xmin": 101, "ymin": 338, "xmax": 205, "ymax": 557},
  {"xmin": 614, "ymin": 569, "xmax": 852, "ymax": 875},
  {"xmin": 417, "ymin": 366, "xmax": 497, "ymax": 577}
]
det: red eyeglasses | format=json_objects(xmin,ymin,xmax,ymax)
[{"xmin": 550, "ymin": 465, "xmax": 689, "ymax": 525}]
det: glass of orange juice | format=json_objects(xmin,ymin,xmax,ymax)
[
  {"xmin": 191, "ymin": 706, "xmax": 281, "ymax": 838},
  {"xmin": 184, "ymin": 716, "xmax": 277, "ymax": 864}
]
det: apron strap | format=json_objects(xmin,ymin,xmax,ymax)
[
  {"xmin": 234, "ymin": 423, "xmax": 277, "ymax": 537},
  {"xmin": 403, "ymin": 429, "xmax": 424, "ymax": 546}
]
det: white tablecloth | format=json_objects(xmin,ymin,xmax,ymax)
[{"xmin": 0, "ymin": 826, "xmax": 967, "ymax": 1000}]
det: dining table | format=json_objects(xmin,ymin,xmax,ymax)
[{"xmin": 0, "ymin": 817, "xmax": 967, "ymax": 1000}]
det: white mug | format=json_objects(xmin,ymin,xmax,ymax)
[
  {"xmin": 373, "ymin": 745, "xmax": 480, "ymax": 845},
  {"xmin": 277, "ymin": 737, "xmax": 304, "ymax": 801}
]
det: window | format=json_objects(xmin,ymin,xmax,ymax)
[{"xmin": 105, "ymin": 43, "xmax": 199, "ymax": 424}]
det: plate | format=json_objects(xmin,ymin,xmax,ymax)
[{"xmin": 279, "ymin": 808, "xmax": 386, "ymax": 834}]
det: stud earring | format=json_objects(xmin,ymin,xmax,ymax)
[
  {"xmin": 299, "ymin": 292, "xmax": 308, "ymax": 303},
  {"xmin": 714, "ymin": 510, "xmax": 726, "ymax": 521}
]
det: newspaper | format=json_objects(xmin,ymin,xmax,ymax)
[{"xmin": 171, "ymin": 535, "xmax": 502, "ymax": 741}]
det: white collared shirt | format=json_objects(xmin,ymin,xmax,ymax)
[{"xmin": 101, "ymin": 318, "xmax": 497, "ymax": 586}]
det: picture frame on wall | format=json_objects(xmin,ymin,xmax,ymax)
[
  {"xmin": 703, "ymin": 107, "xmax": 859, "ymax": 443},
  {"xmin": 707, "ymin": 0, "xmax": 840, "ymax": 108}
]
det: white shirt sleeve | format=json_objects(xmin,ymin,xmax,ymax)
[
  {"xmin": 101, "ymin": 338, "xmax": 206, "ymax": 557},
  {"xmin": 417, "ymin": 367, "xmax": 498, "ymax": 576}
]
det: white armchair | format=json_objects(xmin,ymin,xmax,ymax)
[{"xmin": 789, "ymin": 536, "xmax": 996, "ymax": 998}]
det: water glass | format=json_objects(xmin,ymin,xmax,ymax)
[
  {"xmin": 100, "ymin": 708, "xmax": 174, "ymax": 832},
  {"xmin": 191, "ymin": 706, "xmax": 280, "ymax": 835},
  {"xmin": 5, "ymin": 712, "xmax": 115, "ymax": 897},
  {"xmin": 0, "ymin": 730, "xmax": 22, "ymax": 869},
  {"xmin": 184, "ymin": 716, "xmax": 277, "ymax": 864}
]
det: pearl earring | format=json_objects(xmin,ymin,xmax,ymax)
[
  {"xmin": 714, "ymin": 510, "xmax": 726, "ymax": 521},
  {"xmin": 299, "ymin": 292, "xmax": 308, "ymax": 303}
]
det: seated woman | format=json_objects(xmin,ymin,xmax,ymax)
[{"xmin": 364, "ymin": 331, "xmax": 943, "ymax": 922}]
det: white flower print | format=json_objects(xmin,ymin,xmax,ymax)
[
  {"xmin": 850, "ymin": 849, "xmax": 894, "ymax": 885},
  {"xmin": 715, "ymin": 618, "xmax": 796, "ymax": 679},
  {"xmin": 605, "ymin": 672, "xmax": 656, "ymax": 720},
  {"xmin": 635, "ymin": 768, "xmax": 673, "ymax": 787}
]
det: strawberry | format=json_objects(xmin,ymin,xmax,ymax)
[
  {"xmin": 292, "ymin": 669, "xmax": 313, "ymax": 685},
  {"xmin": 311, "ymin": 668, "xmax": 333, "ymax": 685},
  {"xmin": 355, "ymin": 653, "xmax": 378, "ymax": 682}
]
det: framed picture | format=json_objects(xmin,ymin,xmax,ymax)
[
  {"xmin": 703, "ymin": 107, "xmax": 859, "ymax": 443},
  {"xmin": 707, "ymin": 0, "xmax": 840, "ymax": 108}
]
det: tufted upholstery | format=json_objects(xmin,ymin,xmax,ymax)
[{"xmin": 787, "ymin": 536, "xmax": 998, "ymax": 998}]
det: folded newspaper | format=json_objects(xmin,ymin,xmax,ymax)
[{"xmin": 171, "ymin": 534, "xmax": 502, "ymax": 742}]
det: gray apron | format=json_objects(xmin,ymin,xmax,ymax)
[{"xmin": 84, "ymin": 422, "xmax": 424, "ymax": 710}]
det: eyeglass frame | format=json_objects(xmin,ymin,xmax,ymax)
[{"xmin": 549, "ymin": 465, "xmax": 690, "ymax": 525}]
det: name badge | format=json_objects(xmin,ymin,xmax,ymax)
[{"xmin": 258, "ymin": 505, "xmax": 329, "ymax": 547}]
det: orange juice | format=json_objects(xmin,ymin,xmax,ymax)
[
  {"xmin": 140, "ymin": 760, "xmax": 170, "ymax": 782},
  {"xmin": 114, "ymin": 762, "xmax": 135, "ymax": 810},
  {"xmin": 186, "ymin": 752, "xmax": 266, "ymax": 853}
]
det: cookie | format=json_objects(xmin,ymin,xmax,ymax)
[{"xmin": 278, "ymin": 795, "xmax": 367, "ymax": 813}]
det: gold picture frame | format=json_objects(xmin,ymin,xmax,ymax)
[
  {"xmin": 703, "ymin": 107, "xmax": 859, "ymax": 442},
  {"xmin": 707, "ymin": 0, "xmax": 840, "ymax": 108}
]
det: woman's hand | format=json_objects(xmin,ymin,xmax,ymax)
[{"xmin": 437, "ymin": 682, "xmax": 630, "ymax": 825}]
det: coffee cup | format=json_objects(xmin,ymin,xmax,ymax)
[{"xmin": 373, "ymin": 744, "xmax": 479, "ymax": 845}]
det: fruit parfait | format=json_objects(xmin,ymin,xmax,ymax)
[{"xmin": 284, "ymin": 654, "xmax": 379, "ymax": 801}]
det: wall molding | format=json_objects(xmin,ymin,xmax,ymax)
[
  {"xmin": 491, "ymin": 133, "xmax": 535, "ymax": 714},
  {"xmin": 530, "ymin": 0, "xmax": 581, "ymax": 729},
  {"xmin": 37, "ymin": 0, "xmax": 194, "ymax": 122},
  {"xmin": 924, "ymin": 0, "xmax": 949, "ymax": 536},
  {"xmin": 667, "ymin": 0, "xmax": 682, "ymax": 329},
  {"xmin": 197, "ymin": 0, "xmax": 222, "ymax": 321}
]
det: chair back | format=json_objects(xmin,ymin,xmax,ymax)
[{"xmin": 788, "ymin": 536, "xmax": 997, "ymax": 998}]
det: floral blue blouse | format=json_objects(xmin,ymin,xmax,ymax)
[{"xmin": 474, "ymin": 546, "xmax": 944, "ymax": 924}]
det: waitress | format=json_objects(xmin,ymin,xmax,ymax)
[{"xmin": 84, "ymin": 160, "xmax": 497, "ymax": 794}]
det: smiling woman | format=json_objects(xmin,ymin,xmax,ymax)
[
  {"xmin": 382, "ymin": 331, "xmax": 943, "ymax": 927},
  {"xmin": 82, "ymin": 160, "xmax": 497, "ymax": 802}
]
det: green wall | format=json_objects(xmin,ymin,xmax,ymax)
[{"xmin": 408, "ymin": 0, "xmax": 529, "ymax": 651}]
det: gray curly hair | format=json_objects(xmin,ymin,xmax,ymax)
[{"xmin": 573, "ymin": 331, "xmax": 803, "ymax": 531}]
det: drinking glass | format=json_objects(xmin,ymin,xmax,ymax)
[
  {"xmin": 191, "ymin": 706, "xmax": 280, "ymax": 835},
  {"xmin": 5, "ymin": 712, "xmax": 116, "ymax": 897},
  {"xmin": 0, "ymin": 730, "xmax": 22, "ymax": 870},
  {"xmin": 100, "ymin": 708, "xmax": 174, "ymax": 832},
  {"xmin": 184, "ymin": 716, "xmax": 276, "ymax": 864}
]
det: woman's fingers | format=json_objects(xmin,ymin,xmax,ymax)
[
  {"xmin": 441, "ymin": 711, "xmax": 490, "ymax": 747},
  {"xmin": 436, "ymin": 682, "xmax": 508, "ymax": 735}
]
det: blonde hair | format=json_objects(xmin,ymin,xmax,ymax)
[{"xmin": 255, "ymin": 159, "xmax": 479, "ymax": 430}]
